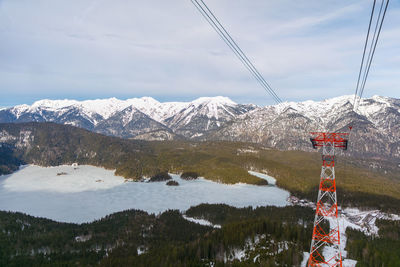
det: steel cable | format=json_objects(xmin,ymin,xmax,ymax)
[{"xmin": 191, "ymin": 0, "xmax": 283, "ymax": 104}]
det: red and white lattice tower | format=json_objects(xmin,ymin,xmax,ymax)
[{"xmin": 308, "ymin": 132, "xmax": 348, "ymax": 267}]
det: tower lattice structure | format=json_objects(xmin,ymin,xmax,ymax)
[{"xmin": 308, "ymin": 132, "xmax": 348, "ymax": 267}]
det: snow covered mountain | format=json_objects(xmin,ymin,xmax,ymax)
[
  {"xmin": 206, "ymin": 95, "xmax": 400, "ymax": 159},
  {"xmin": 0, "ymin": 96, "xmax": 255, "ymax": 140},
  {"xmin": 164, "ymin": 97, "xmax": 256, "ymax": 138},
  {"xmin": 1, "ymin": 95, "xmax": 399, "ymax": 159}
]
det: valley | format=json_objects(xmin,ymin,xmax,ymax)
[
  {"xmin": 1, "ymin": 121, "xmax": 399, "ymax": 266},
  {"xmin": 1, "ymin": 122, "xmax": 399, "ymax": 212}
]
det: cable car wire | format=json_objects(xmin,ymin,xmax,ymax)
[
  {"xmin": 191, "ymin": 0, "xmax": 283, "ymax": 104},
  {"xmin": 356, "ymin": 0, "xmax": 389, "ymax": 110},
  {"xmin": 353, "ymin": 0, "xmax": 389, "ymax": 111},
  {"xmin": 353, "ymin": 0, "xmax": 376, "ymax": 109}
]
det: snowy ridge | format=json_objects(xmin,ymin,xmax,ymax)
[
  {"xmin": 6, "ymin": 94, "xmax": 400, "ymax": 125},
  {"xmin": 271, "ymin": 94, "xmax": 400, "ymax": 129},
  {"xmin": 13, "ymin": 97, "xmax": 160, "ymax": 121},
  {"xmin": 209, "ymin": 94, "xmax": 400, "ymax": 158},
  {"xmin": 7, "ymin": 96, "xmax": 238, "ymax": 123},
  {"xmin": 3, "ymin": 95, "xmax": 253, "ymax": 139},
  {"xmin": 274, "ymin": 95, "xmax": 355, "ymax": 115},
  {"xmin": 2, "ymin": 95, "xmax": 400, "ymax": 158}
]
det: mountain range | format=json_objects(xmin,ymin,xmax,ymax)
[{"xmin": 1, "ymin": 95, "xmax": 399, "ymax": 159}]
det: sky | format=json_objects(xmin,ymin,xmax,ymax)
[{"xmin": 0, "ymin": 0, "xmax": 399, "ymax": 107}]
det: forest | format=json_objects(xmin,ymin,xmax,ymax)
[
  {"xmin": 346, "ymin": 219, "xmax": 400, "ymax": 267},
  {"xmin": 0, "ymin": 205, "xmax": 315, "ymax": 266},
  {"xmin": 1, "ymin": 203, "xmax": 399, "ymax": 266}
]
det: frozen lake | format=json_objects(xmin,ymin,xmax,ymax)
[{"xmin": 0, "ymin": 165, "xmax": 290, "ymax": 223}]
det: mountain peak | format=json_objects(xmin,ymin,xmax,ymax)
[
  {"xmin": 191, "ymin": 96, "xmax": 236, "ymax": 106},
  {"xmin": 31, "ymin": 99, "xmax": 79, "ymax": 109},
  {"xmin": 126, "ymin": 96, "xmax": 160, "ymax": 105}
]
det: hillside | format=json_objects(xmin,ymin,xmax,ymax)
[
  {"xmin": 1, "ymin": 122, "xmax": 400, "ymax": 212},
  {"xmin": 0, "ymin": 122, "xmax": 265, "ymax": 185}
]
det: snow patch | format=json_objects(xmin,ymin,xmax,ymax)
[
  {"xmin": 191, "ymin": 132, "xmax": 203, "ymax": 138},
  {"xmin": 182, "ymin": 215, "xmax": 221, "ymax": 228},
  {"xmin": 225, "ymin": 234, "xmax": 290, "ymax": 263},
  {"xmin": 248, "ymin": 170, "xmax": 276, "ymax": 185},
  {"xmin": 137, "ymin": 246, "xmax": 147, "ymax": 255},
  {"xmin": 300, "ymin": 252, "xmax": 309, "ymax": 267},
  {"xmin": 237, "ymin": 148, "xmax": 259, "ymax": 154},
  {"xmin": 75, "ymin": 234, "xmax": 92, "ymax": 242},
  {"xmin": 2, "ymin": 165, "xmax": 124, "ymax": 193}
]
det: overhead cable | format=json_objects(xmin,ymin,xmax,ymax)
[
  {"xmin": 353, "ymin": 0, "xmax": 389, "ymax": 111},
  {"xmin": 352, "ymin": 0, "xmax": 376, "ymax": 108},
  {"xmin": 191, "ymin": 0, "xmax": 283, "ymax": 104}
]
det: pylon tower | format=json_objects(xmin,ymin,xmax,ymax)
[{"xmin": 308, "ymin": 132, "xmax": 348, "ymax": 267}]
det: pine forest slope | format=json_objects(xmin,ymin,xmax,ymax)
[
  {"xmin": 0, "ymin": 205, "xmax": 315, "ymax": 266},
  {"xmin": 1, "ymin": 204, "xmax": 399, "ymax": 266},
  {"xmin": 1, "ymin": 122, "xmax": 400, "ymax": 212}
]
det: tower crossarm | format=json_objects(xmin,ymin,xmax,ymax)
[{"xmin": 310, "ymin": 132, "xmax": 349, "ymax": 150}]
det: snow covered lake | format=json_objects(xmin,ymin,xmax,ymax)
[{"xmin": 0, "ymin": 165, "xmax": 290, "ymax": 223}]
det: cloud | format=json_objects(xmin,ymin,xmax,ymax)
[
  {"xmin": 0, "ymin": 0, "xmax": 399, "ymax": 106},
  {"xmin": 259, "ymin": 2, "xmax": 363, "ymax": 37}
]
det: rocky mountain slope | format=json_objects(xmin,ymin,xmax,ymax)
[
  {"xmin": 1, "ymin": 95, "xmax": 399, "ymax": 159},
  {"xmin": 206, "ymin": 95, "xmax": 400, "ymax": 159}
]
